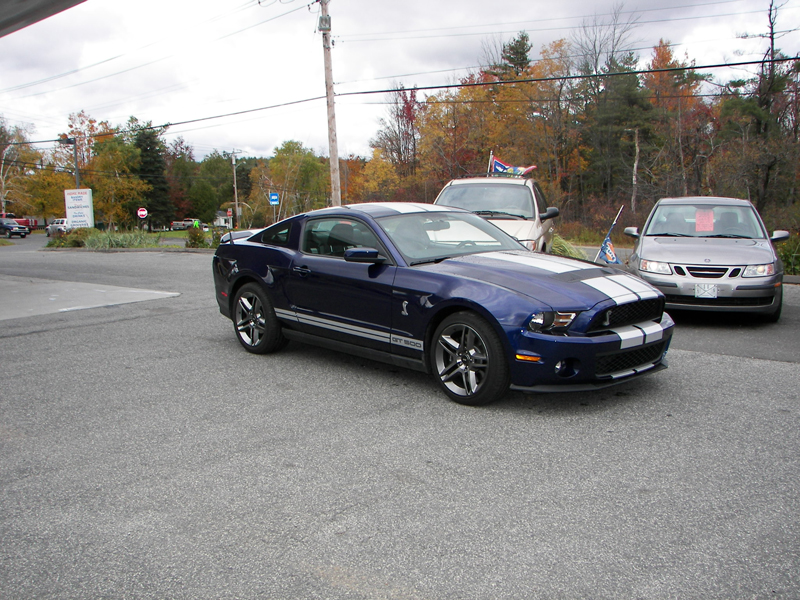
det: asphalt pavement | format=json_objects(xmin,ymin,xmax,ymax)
[{"xmin": 0, "ymin": 234, "xmax": 798, "ymax": 599}]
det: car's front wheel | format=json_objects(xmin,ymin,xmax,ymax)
[
  {"xmin": 232, "ymin": 283, "xmax": 287, "ymax": 354},
  {"xmin": 764, "ymin": 285, "xmax": 783, "ymax": 323},
  {"xmin": 430, "ymin": 311, "xmax": 510, "ymax": 406}
]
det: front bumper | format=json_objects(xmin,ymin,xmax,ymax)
[
  {"xmin": 638, "ymin": 271, "xmax": 781, "ymax": 313},
  {"xmin": 508, "ymin": 313, "xmax": 674, "ymax": 390}
]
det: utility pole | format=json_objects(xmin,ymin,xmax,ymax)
[
  {"xmin": 319, "ymin": 0, "xmax": 341, "ymax": 206},
  {"xmin": 231, "ymin": 149, "xmax": 241, "ymax": 229},
  {"xmin": 58, "ymin": 137, "xmax": 80, "ymax": 188}
]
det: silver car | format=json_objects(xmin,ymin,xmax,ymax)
[
  {"xmin": 45, "ymin": 218, "xmax": 69, "ymax": 237},
  {"xmin": 625, "ymin": 197, "xmax": 789, "ymax": 321},
  {"xmin": 433, "ymin": 176, "xmax": 560, "ymax": 253}
]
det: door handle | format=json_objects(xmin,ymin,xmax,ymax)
[{"xmin": 292, "ymin": 265, "xmax": 311, "ymax": 276}]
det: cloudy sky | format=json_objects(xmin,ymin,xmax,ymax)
[{"xmin": 0, "ymin": 0, "xmax": 797, "ymax": 160}]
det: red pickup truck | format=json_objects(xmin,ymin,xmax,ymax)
[{"xmin": 0, "ymin": 212, "xmax": 38, "ymax": 229}]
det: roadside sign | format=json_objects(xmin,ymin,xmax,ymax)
[
  {"xmin": 227, "ymin": 208, "xmax": 232, "ymax": 217},
  {"xmin": 137, "ymin": 207, "xmax": 148, "ymax": 219},
  {"xmin": 269, "ymin": 192, "xmax": 280, "ymax": 205}
]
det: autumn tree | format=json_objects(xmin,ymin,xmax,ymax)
[
  {"xmin": 0, "ymin": 117, "xmax": 39, "ymax": 214},
  {"xmin": 133, "ymin": 125, "xmax": 173, "ymax": 228},
  {"xmin": 371, "ymin": 85, "xmax": 423, "ymax": 178},
  {"xmin": 165, "ymin": 137, "xmax": 197, "ymax": 218}
]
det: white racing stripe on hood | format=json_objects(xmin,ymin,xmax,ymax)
[
  {"xmin": 487, "ymin": 252, "xmax": 584, "ymax": 274},
  {"xmin": 607, "ymin": 274, "xmax": 660, "ymax": 300},
  {"xmin": 583, "ymin": 278, "xmax": 639, "ymax": 305}
]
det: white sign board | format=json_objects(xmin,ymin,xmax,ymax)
[{"xmin": 64, "ymin": 189, "xmax": 94, "ymax": 229}]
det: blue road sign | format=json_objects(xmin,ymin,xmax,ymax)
[{"xmin": 269, "ymin": 192, "xmax": 280, "ymax": 205}]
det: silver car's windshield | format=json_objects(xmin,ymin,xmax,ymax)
[
  {"xmin": 644, "ymin": 204, "xmax": 766, "ymax": 239},
  {"xmin": 377, "ymin": 211, "xmax": 524, "ymax": 264},
  {"xmin": 435, "ymin": 184, "xmax": 534, "ymax": 219}
]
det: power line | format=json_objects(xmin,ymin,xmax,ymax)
[{"xmin": 7, "ymin": 55, "xmax": 798, "ymax": 148}]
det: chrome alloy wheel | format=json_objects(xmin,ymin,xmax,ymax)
[
  {"xmin": 234, "ymin": 291, "xmax": 266, "ymax": 347},
  {"xmin": 434, "ymin": 323, "xmax": 490, "ymax": 397}
]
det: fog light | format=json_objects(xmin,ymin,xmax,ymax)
[{"xmin": 554, "ymin": 358, "xmax": 580, "ymax": 378}]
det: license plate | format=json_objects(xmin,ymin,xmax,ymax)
[{"xmin": 695, "ymin": 283, "xmax": 718, "ymax": 298}]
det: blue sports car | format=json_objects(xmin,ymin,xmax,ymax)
[{"xmin": 213, "ymin": 203, "xmax": 674, "ymax": 405}]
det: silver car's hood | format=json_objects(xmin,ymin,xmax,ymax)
[{"xmin": 638, "ymin": 236, "xmax": 777, "ymax": 265}]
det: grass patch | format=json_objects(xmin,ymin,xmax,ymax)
[
  {"xmin": 0, "ymin": 239, "xmax": 13, "ymax": 247},
  {"xmin": 550, "ymin": 234, "xmax": 589, "ymax": 260}
]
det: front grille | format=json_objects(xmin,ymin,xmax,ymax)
[
  {"xmin": 686, "ymin": 266, "xmax": 728, "ymax": 278},
  {"xmin": 588, "ymin": 297, "xmax": 664, "ymax": 333},
  {"xmin": 596, "ymin": 340, "xmax": 667, "ymax": 376},
  {"xmin": 665, "ymin": 294, "xmax": 773, "ymax": 307}
]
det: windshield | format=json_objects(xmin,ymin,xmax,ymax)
[
  {"xmin": 377, "ymin": 211, "xmax": 524, "ymax": 264},
  {"xmin": 644, "ymin": 204, "xmax": 766, "ymax": 239},
  {"xmin": 1, "ymin": 218, "xmax": 18, "ymax": 225},
  {"xmin": 435, "ymin": 183, "xmax": 535, "ymax": 219}
]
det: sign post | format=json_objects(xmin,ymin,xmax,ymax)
[{"xmin": 269, "ymin": 192, "xmax": 280, "ymax": 224}]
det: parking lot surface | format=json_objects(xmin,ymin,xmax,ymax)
[{"xmin": 1, "ymin": 236, "xmax": 798, "ymax": 599}]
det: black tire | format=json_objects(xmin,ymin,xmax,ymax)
[
  {"xmin": 763, "ymin": 285, "xmax": 783, "ymax": 323},
  {"xmin": 430, "ymin": 311, "xmax": 510, "ymax": 406},
  {"xmin": 4, "ymin": 230, "xmax": 10, "ymax": 238},
  {"xmin": 46, "ymin": 230, "xmax": 51, "ymax": 237},
  {"xmin": 21, "ymin": 234, "xmax": 26, "ymax": 238},
  {"xmin": 232, "ymin": 282, "xmax": 287, "ymax": 354}
]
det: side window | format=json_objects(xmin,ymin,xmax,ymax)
[
  {"xmin": 302, "ymin": 218, "xmax": 381, "ymax": 257},
  {"xmin": 260, "ymin": 222, "xmax": 292, "ymax": 246},
  {"xmin": 532, "ymin": 182, "xmax": 548, "ymax": 215}
]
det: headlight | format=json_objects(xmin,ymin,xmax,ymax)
[
  {"xmin": 743, "ymin": 263, "xmax": 775, "ymax": 277},
  {"xmin": 527, "ymin": 311, "xmax": 577, "ymax": 333},
  {"xmin": 640, "ymin": 259, "xmax": 672, "ymax": 275}
]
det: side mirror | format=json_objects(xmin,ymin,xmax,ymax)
[
  {"xmin": 771, "ymin": 230, "xmax": 790, "ymax": 243},
  {"xmin": 344, "ymin": 247, "xmax": 386, "ymax": 264},
  {"xmin": 539, "ymin": 207, "xmax": 560, "ymax": 222},
  {"xmin": 624, "ymin": 227, "xmax": 640, "ymax": 239}
]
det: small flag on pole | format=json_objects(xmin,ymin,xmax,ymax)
[
  {"xmin": 595, "ymin": 205, "xmax": 625, "ymax": 265},
  {"xmin": 489, "ymin": 154, "xmax": 536, "ymax": 176},
  {"xmin": 598, "ymin": 234, "xmax": 620, "ymax": 264}
]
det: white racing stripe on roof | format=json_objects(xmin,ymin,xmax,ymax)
[
  {"xmin": 487, "ymin": 252, "xmax": 582, "ymax": 274},
  {"xmin": 607, "ymin": 274, "xmax": 660, "ymax": 300},
  {"xmin": 375, "ymin": 202, "xmax": 453, "ymax": 214},
  {"xmin": 582, "ymin": 278, "xmax": 639, "ymax": 305}
]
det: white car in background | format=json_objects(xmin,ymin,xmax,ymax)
[
  {"xmin": 45, "ymin": 219, "xmax": 69, "ymax": 237},
  {"xmin": 433, "ymin": 176, "xmax": 560, "ymax": 253}
]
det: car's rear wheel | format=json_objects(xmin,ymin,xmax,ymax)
[
  {"xmin": 430, "ymin": 311, "xmax": 510, "ymax": 406},
  {"xmin": 232, "ymin": 283, "xmax": 287, "ymax": 354},
  {"xmin": 4, "ymin": 231, "xmax": 10, "ymax": 238}
]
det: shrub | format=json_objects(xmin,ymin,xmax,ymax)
[
  {"xmin": 46, "ymin": 227, "xmax": 98, "ymax": 248},
  {"xmin": 778, "ymin": 233, "xmax": 800, "ymax": 276},
  {"xmin": 46, "ymin": 228, "xmax": 160, "ymax": 249},
  {"xmin": 185, "ymin": 226, "xmax": 209, "ymax": 248}
]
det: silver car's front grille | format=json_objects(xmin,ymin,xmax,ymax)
[{"xmin": 685, "ymin": 266, "xmax": 729, "ymax": 278}]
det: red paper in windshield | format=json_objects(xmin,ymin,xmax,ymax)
[{"xmin": 695, "ymin": 209, "xmax": 714, "ymax": 232}]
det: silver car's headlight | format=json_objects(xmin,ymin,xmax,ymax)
[
  {"xmin": 743, "ymin": 263, "xmax": 775, "ymax": 277},
  {"xmin": 640, "ymin": 259, "xmax": 672, "ymax": 275}
]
